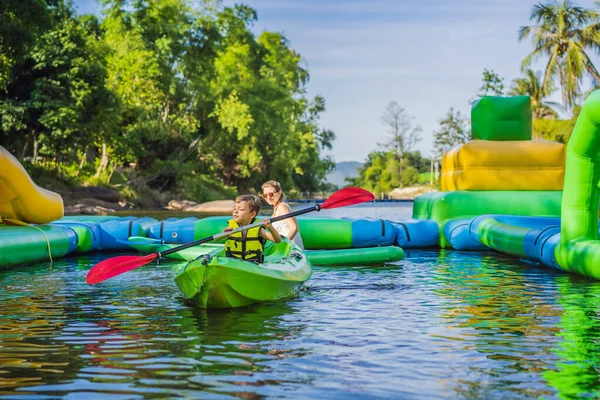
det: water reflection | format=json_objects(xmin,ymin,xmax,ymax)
[
  {"xmin": 543, "ymin": 275, "xmax": 600, "ymax": 399},
  {"xmin": 0, "ymin": 259, "xmax": 87, "ymax": 394},
  {"xmin": 0, "ymin": 256, "xmax": 304, "ymax": 398},
  {"xmin": 183, "ymin": 304, "xmax": 307, "ymax": 397},
  {"xmin": 6, "ymin": 205, "xmax": 600, "ymax": 397},
  {"xmin": 426, "ymin": 250, "xmax": 562, "ymax": 399}
]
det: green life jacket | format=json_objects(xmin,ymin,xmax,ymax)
[{"xmin": 225, "ymin": 219, "xmax": 265, "ymax": 263}]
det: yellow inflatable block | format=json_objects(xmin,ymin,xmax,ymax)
[
  {"xmin": 441, "ymin": 140, "xmax": 565, "ymax": 191},
  {"xmin": 0, "ymin": 146, "xmax": 64, "ymax": 223}
]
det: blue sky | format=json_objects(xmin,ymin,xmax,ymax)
[{"xmin": 72, "ymin": 0, "xmax": 600, "ymax": 163}]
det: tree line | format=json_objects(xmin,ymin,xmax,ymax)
[
  {"xmin": 0, "ymin": 0, "xmax": 334, "ymax": 202},
  {"xmin": 351, "ymin": 0, "xmax": 600, "ymax": 191}
]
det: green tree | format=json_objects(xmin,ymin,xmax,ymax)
[
  {"xmin": 379, "ymin": 101, "xmax": 422, "ymax": 158},
  {"xmin": 204, "ymin": 7, "xmax": 333, "ymax": 192},
  {"xmin": 433, "ymin": 109, "xmax": 470, "ymax": 158},
  {"xmin": 0, "ymin": 0, "xmax": 51, "ymax": 90},
  {"xmin": 508, "ymin": 69, "xmax": 559, "ymax": 119},
  {"xmin": 1, "ymin": 1, "xmax": 118, "ymax": 169},
  {"xmin": 533, "ymin": 105, "xmax": 581, "ymax": 142},
  {"xmin": 350, "ymin": 150, "xmax": 422, "ymax": 193},
  {"xmin": 477, "ymin": 69, "xmax": 505, "ymax": 97},
  {"xmin": 1, "ymin": 0, "xmax": 336, "ymax": 202},
  {"xmin": 519, "ymin": 0, "xmax": 600, "ymax": 108},
  {"xmin": 379, "ymin": 101, "xmax": 422, "ymax": 187},
  {"xmin": 404, "ymin": 151, "xmax": 431, "ymax": 173},
  {"xmin": 99, "ymin": 0, "xmax": 199, "ymax": 182}
]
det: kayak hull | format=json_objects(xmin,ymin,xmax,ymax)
[{"xmin": 174, "ymin": 240, "xmax": 312, "ymax": 309}]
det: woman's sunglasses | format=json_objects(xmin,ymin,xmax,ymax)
[{"xmin": 261, "ymin": 192, "xmax": 279, "ymax": 199}]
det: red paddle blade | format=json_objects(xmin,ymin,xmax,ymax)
[
  {"xmin": 86, "ymin": 253, "xmax": 159, "ymax": 285},
  {"xmin": 321, "ymin": 187, "xmax": 375, "ymax": 209}
]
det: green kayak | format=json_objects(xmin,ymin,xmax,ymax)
[
  {"xmin": 127, "ymin": 237, "xmax": 404, "ymax": 266},
  {"xmin": 173, "ymin": 239, "xmax": 311, "ymax": 309}
]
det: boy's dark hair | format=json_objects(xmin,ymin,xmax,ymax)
[{"xmin": 235, "ymin": 194, "xmax": 262, "ymax": 214}]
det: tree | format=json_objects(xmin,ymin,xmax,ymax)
[
  {"xmin": 0, "ymin": 1, "xmax": 118, "ymax": 168},
  {"xmin": 380, "ymin": 101, "xmax": 422, "ymax": 158},
  {"xmin": 533, "ymin": 105, "xmax": 581, "ymax": 142},
  {"xmin": 508, "ymin": 69, "xmax": 560, "ymax": 119},
  {"xmin": 433, "ymin": 109, "xmax": 470, "ymax": 158},
  {"xmin": 477, "ymin": 69, "xmax": 504, "ymax": 97},
  {"xmin": 404, "ymin": 151, "xmax": 431, "ymax": 173},
  {"xmin": 0, "ymin": 0, "xmax": 336, "ymax": 201},
  {"xmin": 349, "ymin": 150, "xmax": 423, "ymax": 193},
  {"xmin": 0, "ymin": 0, "xmax": 51, "ymax": 90},
  {"xmin": 519, "ymin": 0, "xmax": 600, "ymax": 108},
  {"xmin": 379, "ymin": 101, "xmax": 422, "ymax": 187}
]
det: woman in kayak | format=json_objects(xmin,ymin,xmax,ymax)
[
  {"xmin": 261, "ymin": 180, "xmax": 305, "ymax": 250},
  {"xmin": 224, "ymin": 194, "xmax": 281, "ymax": 263}
]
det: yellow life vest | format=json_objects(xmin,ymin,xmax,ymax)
[{"xmin": 225, "ymin": 219, "xmax": 265, "ymax": 262}]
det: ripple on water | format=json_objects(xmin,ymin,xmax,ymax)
[{"xmin": 2, "ymin": 205, "xmax": 600, "ymax": 398}]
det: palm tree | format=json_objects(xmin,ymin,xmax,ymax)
[
  {"xmin": 519, "ymin": 0, "xmax": 600, "ymax": 108},
  {"xmin": 508, "ymin": 69, "xmax": 560, "ymax": 119}
]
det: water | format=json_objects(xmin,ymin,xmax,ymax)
[{"xmin": 2, "ymin": 204, "xmax": 600, "ymax": 398}]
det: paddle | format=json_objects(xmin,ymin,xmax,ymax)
[{"xmin": 86, "ymin": 187, "xmax": 374, "ymax": 284}]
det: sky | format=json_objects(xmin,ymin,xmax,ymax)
[{"xmin": 71, "ymin": 0, "xmax": 600, "ymax": 163}]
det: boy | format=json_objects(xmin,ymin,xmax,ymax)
[{"xmin": 224, "ymin": 194, "xmax": 281, "ymax": 263}]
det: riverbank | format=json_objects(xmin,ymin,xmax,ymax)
[{"xmin": 63, "ymin": 187, "xmax": 432, "ymax": 215}]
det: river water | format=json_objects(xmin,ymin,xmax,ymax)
[{"xmin": 1, "ymin": 203, "xmax": 600, "ymax": 399}]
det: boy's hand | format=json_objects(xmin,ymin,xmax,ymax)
[
  {"xmin": 222, "ymin": 227, "xmax": 233, "ymax": 237},
  {"xmin": 261, "ymin": 218, "xmax": 274, "ymax": 229}
]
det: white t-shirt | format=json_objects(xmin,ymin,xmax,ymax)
[
  {"xmin": 272, "ymin": 203, "xmax": 305, "ymax": 250},
  {"xmin": 272, "ymin": 219, "xmax": 304, "ymax": 249}
]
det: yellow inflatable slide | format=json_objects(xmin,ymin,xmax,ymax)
[{"xmin": 0, "ymin": 146, "xmax": 64, "ymax": 223}]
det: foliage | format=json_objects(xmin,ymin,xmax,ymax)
[
  {"xmin": 0, "ymin": 0, "xmax": 335, "ymax": 204},
  {"xmin": 377, "ymin": 101, "xmax": 423, "ymax": 188},
  {"xmin": 533, "ymin": 106, "xmax": 581, "ymax": 142},
  {"xmin": 477, "ymin": 69, "xmax": 505, "ymax": 97},
  {"xmin": 519, "ymin": 0, "xmax": 600, "ymax": 108},
  {"xmin": 349, "ymin": 150, "xmax": 430, "ymax": 193},
  {"xmin": 508, "ymin": 69, "xmax": 560, "ymax": 119},
  {"xmin": 433, "ymin": 108, "xmax": 470, "ymax": 158},
  {"xmin": 379, "ymin": 101, "xmax": 422, "ymax": 157},
  {"xmin": 0, "ymin": 0, "xmax": 51, "ymax": 90}
]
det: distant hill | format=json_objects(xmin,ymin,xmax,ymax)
[{"xmin": 326, "ymin": 161, "xmax": 363, "ymax": 188}]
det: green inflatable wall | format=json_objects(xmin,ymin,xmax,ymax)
[
  {"xmin": 471, "ymin": 96, "xmax": 532, "ymax": 141},
  {"xmin": 555, "ymin": 90, "xmax": 600, "ymax": 279},
  {"xmin": 413, "ymin": 191, "xmax": 562, "ymax": 247}
]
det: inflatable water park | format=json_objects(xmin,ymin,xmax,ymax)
[{"xmin": 3, "ymin": 89, "xmax": 600, "ymax": 307}]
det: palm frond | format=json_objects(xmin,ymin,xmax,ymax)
[
  {"xmin": 561, "ymin": 58, "xmax": 581, "ymax": 107},
  {"xmin": 522, "ymin": 45, "xmax": 547, "ymax": 70},
  {"xmin": 518, "ymin": 25, "xmax": 532, "ymax": 41},
  {"xmin": 566, "ymin": 42, "xmax": 584, "ymax": 78},
  {"xmin": 577, "ymin": 24, "xmax": 600, "ymax": 51},
  {"xmin": 542, "ymin": 46, "xmax": 560, "ymax": 91},
  {"xmin": 573, "ymin": 43, "xmax": 600, "ymax": 84},
  {"xmin": 520, "ymin": 0, "xmax": 600, "ymax": 110}
]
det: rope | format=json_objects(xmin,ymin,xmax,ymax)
[{"xmin": 1, "ymin": 217, "xmax": 53, "ymax": 264}]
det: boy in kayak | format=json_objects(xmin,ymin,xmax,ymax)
[{"xmin": 223, "ymin": 194, "xmax": 281, "ymax": 263}]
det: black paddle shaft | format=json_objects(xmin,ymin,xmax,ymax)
[
  {"xmin": 270, "ymin": 203, "xmax": 320, "ymax": 222},
  {"xmin": 160, "ymin": 204, "xmax": 321, "ymax": 257}
]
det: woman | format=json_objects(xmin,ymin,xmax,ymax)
[{"xmin": 261, "ymin": 180, "xmax": 304, "ymax": 250}]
